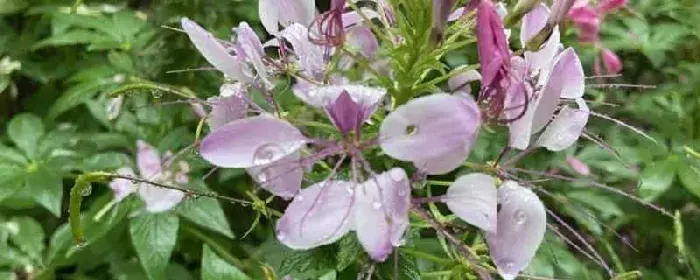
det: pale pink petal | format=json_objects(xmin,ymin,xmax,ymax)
[
  {"xmin": 379, "ymin": 94, "xmax": 480, "ymax": 175},
  {"xmin": 355, "ymin": 169, "xmax": 411, "ymax": 261},
  {"xmin": 276, "ymin": 180, "xmax": 355, "ymax": 249},
  {"xmin": 445, "ymin": 173, "xmax": 497, "ymax": 232},
  {"xmin": 302, "ymin": 85, "xmax": 386, "ymax": 114},
  {"xmin": 235, "ymin": 22, "xmax": 270, "ymax": 86},
  {"xmin": 181, "ymin": 18, "xmax": 246, "ymax": 80},
  {"xmin": 535, "ymin": 98, "xmax": 589, "ymax": 151},
  {"xmin": 531, "ymin": 48, "xmax": 583, "ymax": 133},
  {"xmin": 208, "ymin": 84, "xmax": 248, "ymax": 130},
  {"xmin": 566, "ymin": 155, "xmax": 591, "ymax": 176},
  {"xmin": 505, "ymin": 57, "xmax": 535, "ymax": 150},
  {"xmin": 247, "ymin": 151, "xmax": 303, "ymax": 198},
  {"xmin": 520, "ymin": 3, "xmax": 550, "ymax": 46},
  {"xmin": 137, "ymin": 140, "xmax": 162, "ymax": 179},
  {"xmin": 346, "ymin": 25, "xmax": 378, "ymax": 58},
  {"xmin": 448, "ymin": 69, "xmax": 482, "ymax": 93},
  {"xmin": 199, "ymin": 116, "xmax": 307, "ymax": 168},
  {"xmin": 138, "ymin": 183, "xmax": 185, "ymax": 213},
  {"xmin": 280, "ymin": 24, "xmax": 326, "ymax": 78},
  {"xmin": 447, "ymin": 7, "xmax": 466, "ymax": 21},
  {"xmin": 342, "ymin": 8, "xmax": 380, "ymax": 28},
  {"xmin": 109, "ymin": 167, "xmax": 136, "ymax": 202},
  {"xmin": 487, "ymin": 181, "xmax": 546, "ymax": 280},
  {"xmin": 259, "ymin": 0, "xmax": 316, "ymax": 35},
  {"xmin": 522, "ymin": 4, "xmax": 562, "ymax": 74},
  {"xmin": 413, "ymin": 147, "xmax": 471, "ymax": 175}
]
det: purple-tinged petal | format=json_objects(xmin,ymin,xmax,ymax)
[
  {"xmin": 504, "ymin": 56, "xmax": 536, "ymax": 150},
  {"xmin": 259, "ymin": 0, "xmax": 316, "ymax": 35},
  {"xmin": 345, "ymin": 25, "xmax": 378, "ymax": 58},
  {"xmin": 597, "ymin": 0, "xmax": 627, "ymax": 13},
  {"xmin": 302, "ymin": 85, "xmax": 386, "ymax": 114},
  {"xmin": 535, "ymin": 98, "xmax": 589, "ymax": 151},
  {"xmin": 280, "ymin": 23, "xmax": 326, "ymax": 78},
  {"xmin": 326, "ymin": 90, "xmax": 364, "ymax": 134},
  {"xmin": 208, "ymin": 84, "xmax": 248, "ymax": 130},
  {"xmin": 137, "ymin": 140, "xmax": 162, "ymax": 179},
  {"xmin": 486, "ymin": 181, "xmax": 546, "ymax": 280},
  {"xmin": 566, "ymin": 155, "xmax": 591, "ymax": 176},
  {"xmin": 235, "ymin": 22, "xmax": 271, "ymax": 86},
  {"xmin": 448, "ymin": 7, "xmax": 466, "ymax": 21},
  {"xmin": 276, "ymin": 180, "xmax": 355, "ymax": 249},
  {"xmin": 247, "ymin": 151, "xmax": 303, "ymax": 198},
  {"xmin": 522, "ymin": 4, "xmax": 561, "ymax": 73},
  {"xmin": 355, "ymin": 168, "xmax": 411, "ymax": 261},
  {"xmin": 531, "ymin": 48, "xmax": 583, "ymax": 133},
  {"xmin": 181, "ymin": 18, "xmax": 246, "ymax": 80},
  {"xmin": 342, "ymin": 8, "xmax": 381, "ymax": 28},
  {"xmin": 448, "ymin": 69, "xmax": 482, "ymax": 93},
  {"xmin": 199, "ymin": 116, "xmax": 307, "ymax": 168},
  {"xmin": 138, "ymin": 183, "xmax": 185, "ymax": 213},
  {"xmin": 445, "ymin": 173, "xmax": 497, "ymax": 232},
  {"xmin": 380, "ymin": 94, "xmax": 480, "ymax": 175},
  {"xmin": 109, "ymin": 167, "xmax": 136, "ymax": 202},
  {"xmin": 520, "ymin": 3, "xmax": 549, "ymax": 45}
]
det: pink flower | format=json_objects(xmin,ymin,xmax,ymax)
[
  {"xmin": 476, "ymin": 0, "xmax": 511, "ymax": 116},
  {"xmin": 597, "ymin": 0, "xmax": 628, "ymax": 13},
  {"xmin": 601, "ymin": 47, "xmax": 623, "ymax": 74},
  {"xmin": 108, "ymin": 141, "xmax": 188, "ymax": 212},
  {"xmin": 566, "ymin": 155, "xmax": 591, "ymax": 175},
  {"xmin": 568, "ymin": 5, "xmax": 601, "ymax": 42}
]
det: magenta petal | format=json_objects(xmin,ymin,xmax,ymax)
[
  {"xmin": 601, "ymin": 48, "xmax": 623, "ymax": 74},
  {"xmin": 531, "ymin": 48, "xmax": 583, "ymax": 133},
  {"xmin": 138, "ymin": 183, "xmax": 185, "ymax": 213},
  {"xmin": 476, "ymin": 0, "xmax": 510, "ymax": 91},
  {"xmin": 535, "ymin": 98, "xmax": 589, "ymax": 151},
  {"xmin": 381, "ymin": 94, "xmax": 480, "ymax": 175},
  {"xmin": 109, "ymin": 167, "xmax": 136, "ymax": 202},
  {"xmin": 326, "ymin": 90, "xmax": 364, "ymax": 134},
  {"xmin": 137, "ymin": 140, "xmax": 162, "ymax": 179},
  {"xmin": 208, "ymin": 84, "xmax": 248, "ymax": 130},
  {"xmin": 199, "ymin": 116, "xmax": 307, "ymax": 168},
  {"xmin": 247, "ymin": 151, "xmax": 303, "ymax": 198},
  {"xmin": 355, "ymin": 169, "xmax": 411, "ymax": 261},
  {"xmin": 276, "ymin": 180, "xmax": 355, "ymax": 249},
  {"xmin": 487, "ymin": 181, "xmax": 546, "ymax": 280},
  {"xmin": 445, "ymin": 173, "xmax": 497, "ymax": 232},
  {"xmin": 181, "ymin": 18, "xmax": 245, "ymax": 80}
]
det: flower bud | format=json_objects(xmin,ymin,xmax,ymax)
[
  {"xmin": 601, "ymin": 48, "xmax": 622, "ymax": 74},
  {"xmin": 598, "ymin": 0, "xmax": 627, "ymax": 13}
]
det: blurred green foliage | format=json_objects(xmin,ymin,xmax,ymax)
[{"xmin": 0, "ymin": 0, "xmax": 699, "ymax": 279}]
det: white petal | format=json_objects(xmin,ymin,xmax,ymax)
[
  {"xmin": 445, "ymin": 173, "xmax": 498, "ymax": 232},
  {"xmin": 138, "ymin": 183, "xmax": 185, "ymax": 213},
  {"xmin": 536, "ymin": 98, "xmax": 589, "ymax": 151},
  {"xmin": 181, "ymin": 18, "xmax": 246, "ymax": 80}
]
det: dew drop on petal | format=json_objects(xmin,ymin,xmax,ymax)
[
  {"xmin": 277, "ymin": 231, "xmax": 287, "ymax": 241},
  {"xmin": 514, "ymin": 209, "xmax": 527, "ymax": 225},
  {"xmin": 372, "ymin": 200, "xmax": 382, "ymax": 209},
  {"xmin": 253, "ymin": 143, "xmax": 286, "ymax": 166},
  {"xmin": 295, "ymin": 194, "xmax": 305, "ymax": 202}
]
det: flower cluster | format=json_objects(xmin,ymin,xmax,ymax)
[
  {"xmin": 568, "ymin": 0, "xmax": 626, "ymax": 74},
  {"xmin": 111, "ymin": 0, "xmax": 594, "ymax": 278}
]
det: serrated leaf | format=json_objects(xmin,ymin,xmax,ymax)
[
  {"xmin": 176, "ymin": 182, "xmax": 233, "ymax": 239},
  {"xmin": 130, "ymin": 212, "xmax": 179, "ymax": 280},
  {"xmin": 7, "ymin": 113, "xmax": 44, "ymax": 158},
  {"xmin": 377, "ymin": 252, "xmax": 420, "ymax": 280},
  {"xmin": 638, "ymin": 158, "xmax": 677, "ymax": 201},
  {"xmin": 336, "ymin": 235, "xmax": 363, "ymax": 271},
  {"xmin": 201, "ymin": 245, "xmax": 249, "ymax": 280}
]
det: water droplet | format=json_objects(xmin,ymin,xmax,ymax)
[
  {"xmin": 346, "ymin": 186, "xmax": 355, "ymax": 196},
  {"xmin": 514, "ymin": 209, "xmax": 527, "ymax": 225},
  {"xmin": 372, "ymin": 200, "xmax": 382, "ymax": 209},
  {"xmin": 277, "ymin": 231, "xmax": 286, "ymax": 241},
  {"xmin": 322, "ymin": 234, "xmax": 330, "ymax": 240},
  {"xmin": 502, "ymin": 196, "xmax": 512, "ymax": 204},
  {"xmin": 295, "ymin": 195, "xmax": 304, "ymax": 202},
  {"xmin": 405, "ymin": 125, "xmax": 419, "ymax": 136},
  {"xmin": 398, "ymin": 189, "xmax": 407, "ymax": 197},
  {"xmin": 253, "ymin": 143, "xmax": 286, "ymax": 166},
  {"xmin": 81, "ymin": 186, "xmax": 93, "ymax": 196}
]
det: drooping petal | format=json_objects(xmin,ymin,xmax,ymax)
[
  {"xmin": 208, "ymin": 84, "xmax": 248, "ymax": 130},
  {"xmin": 448, "ymin": 69, "xmax": 482, "ymax": 94},
  {"xmin": 280, "ymin": 23, "xmax": 326, "ymax": 78},
  {"xmin": 355, "ymin": 168, "xmax": 411, "ymax": 261},
  {"xmin": 535, "ymin": 98, "xmax": 589, "ymax": 151},
  {"xmin": 247, "ymin": 151, "xmax": 303, "ymax": 198},
  {"xmin": 138, "ymin": 183, "xmax": 185, "ymax": 213},
  {"xmin": 487, "ymin": 181, "xmax": 546, "ymax": 280},
  {"xmin": 445, "ymin": 173, "xmax": 498, "ymax": 232},
  {"xmin": 345, "ymin": 25, "xmax": 378, "ymax": 58},
  {"xmin": 259, "ymin": 0, "xmax": 316, "ymax": 35},
  {"xmin": 109, "ymin": 167, "xmax": 137, "ymax": 202},
  {"xmin": 301, "ymin": 85, "xmax": 386, "ymax": 115},
  {"xmin": 380, "ymin": 94, "xmax": 480, "ymax": 174},
  {"xmin": 199, "ymin": 116, "xmax": 307, "ymax": 168},
  {"xmin": 235, "ymin": 22, "xmax": 271, "ymax": 86},
  {"xmin": 181, "ymin": 18, "xmax": 246, "ymax": 80},
  {"xmin": 276, "ymin": 180, "xmax": 356, "ymax": 249},
  {"xmin": 531, "ymin": 48, "xmax": 583, "ymax": 133},
  {"xmin": 137, "ymin": 140, "xmax": 162, "ymax": 179}
]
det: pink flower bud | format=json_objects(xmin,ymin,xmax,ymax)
[
  {"xmin": 597, "ymin": 0, "xmax": 627, "ymax": 13},
  {"xmin": 568, "ymin": 5, "xmax": 600, "ymax": 42},
  {"xmin": 566, "ymin": 156, "xmax": 590, "ymax": 176},
  {"xmin": 601, "ymin": 48, "xmax": 623, "ymax": 74}
]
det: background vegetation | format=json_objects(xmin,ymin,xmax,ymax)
[{"xmin": 0, "ymin": 0, "xmax": 699, "ymax": 279}]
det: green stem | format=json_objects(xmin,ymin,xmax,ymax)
[{"xmin": 400, "ymin": 248, "xmax": 455, "ymax": 265}]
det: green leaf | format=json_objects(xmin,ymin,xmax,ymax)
[
  {"xmin": 7, "ymin": 217, "xmax": 44, "ymax": 262},
  {"xmin": 0, "ymin": 164, "xmax": 24, "ymax": 202},
  {"xmin": 0, "ymin": 0, "xmax": 27, "ymax": 15},
  {"xmin": 201, "ymin": 245, "xmax": 249, "ymax": 280},
  {"xmin": 0, "ymin": 145, "xmax": 26, "ymax": 165},
  {"xmin": 80, "ymin": 153, "xmax": 131, "ymax": 172},
  {"xmin": 336, "ymin": 235, "xmax": 363, "ymax": 271},
  {"xmin": 7, "ymin": 113, "xmax": 44, "ymax": 158},
  {"xmin": 377, "ymin": 252, "xmax": 420, "ymax": 280},
  {"xmin": 638, "ymin": 157, "xmax": 677, "ymax": 201},
  {"xmin": 48, "ymin": 80, "xmax": 109, "ymax": 120},
  {"xmin": 176, "ymin": 182, "xmax": 234, "ymax": 239},
  {"xmin": 33, "ymin": 30, "xmax": 118, "ymax": 50},
  {"xmin": 130, "ymin": 212, "xmax": 179, "ymax": 280},
  {"xmin": 678, "ymin": 163, "xmax": 700, "ymax": 199},
  {"xmin": 24, "ymin": 163, "xmax": 63, "ymax": 217}
]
